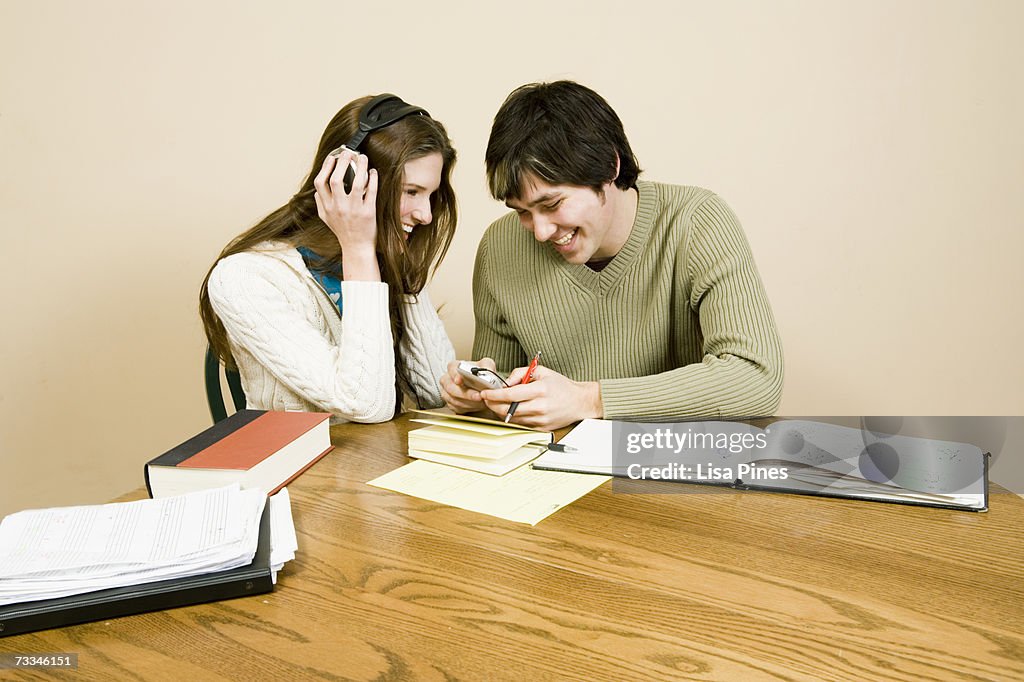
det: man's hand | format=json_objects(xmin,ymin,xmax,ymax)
[
  {"xmin": 479, "ymin": 365, "xmax": 603, "ymax": 430},
  {"xmin": 440, "ymin": 357, "xmax": 498, "ymax": 414}
]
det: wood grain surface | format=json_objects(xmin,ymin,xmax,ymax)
[{"xmin": 2, "ymin": 416, "xmax": 1021, "ymax": 681}]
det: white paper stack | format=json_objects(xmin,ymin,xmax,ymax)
[
  {"xmin": 267, "ymin": 487, "xmax": 298, "ymax": 582},
  {"xmin": 0, "ymin": 484, "xmax": 280, "ymax": 605}
]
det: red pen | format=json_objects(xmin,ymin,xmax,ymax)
[{"xmin": 505, "ymin": 351, "xmax": 541, "ymax": 423}]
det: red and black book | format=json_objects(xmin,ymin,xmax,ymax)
[{"xmin": 145, "ymin": 410, "xmax": 332, "ymax": 497}]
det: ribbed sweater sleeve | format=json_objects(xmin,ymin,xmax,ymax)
[
  {"xmin": 208, "ymin": 253, "xmax": 396, "ymax": 423},
  {"xmin": 398, "ymin": 289, "xmax": 456, "ymax": 408}
]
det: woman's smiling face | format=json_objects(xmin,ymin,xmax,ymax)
[{"xmin": 399, "ymin": 152, "xmax": 443, "ymax": 240}]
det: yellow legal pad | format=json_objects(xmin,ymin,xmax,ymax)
[{"xmin": 367, "ymin": 460, "xmax": 610, "ymax": 525}]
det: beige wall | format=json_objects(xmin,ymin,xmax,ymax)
[{"xmin": 2, "ymin": 1, "xmax": 1022, "ymax": 517}]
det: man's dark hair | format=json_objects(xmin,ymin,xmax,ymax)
[{"xmin": 485, "ymin": 81, "xmax": 641, "ymax": 200}]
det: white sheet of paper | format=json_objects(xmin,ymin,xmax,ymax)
[
  {"xmin": 268, "ymin": 487, "xmax": 298, "ymax": 572},
  {"xmin": 532, "ymin": 419, "xmax": 615, "ymax": 473}
]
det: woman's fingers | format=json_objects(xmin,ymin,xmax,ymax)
[
  {"xmin": 364, "ymin": 168, "xmax": 378, "ymax": 206},
  {"xmin": 314, "ymin": 152, "xmax": 339, "ymax": 200},
  {"xmin": 329, "ymin": 150, "xmax": 362, "ymax": 195}
]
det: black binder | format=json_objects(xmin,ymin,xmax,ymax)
[{"xmin": 0, "ymin": 505, "xmax": 275, "ymax": 638}]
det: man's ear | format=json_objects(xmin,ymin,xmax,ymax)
[{"xmin": 613, "ymin": 153, "xmax": 621, "ymax": 181}]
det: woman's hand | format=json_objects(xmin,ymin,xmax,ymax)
[{"xmin": 313, "ymin": 148, "xmax": 380, "ymax": 281}]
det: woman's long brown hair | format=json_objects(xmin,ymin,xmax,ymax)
[{"xmin": 199, "ymin": 96, "xmax": 457, "ymax": 407}]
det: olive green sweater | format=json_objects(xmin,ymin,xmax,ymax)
[{"xmin": 472, "ymin": 181, "xmax": 784, "ymax": 420}]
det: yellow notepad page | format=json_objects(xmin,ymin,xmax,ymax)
[{"xmin": 367, "ymin": 460, "xmax": 610, "ymax": 525}]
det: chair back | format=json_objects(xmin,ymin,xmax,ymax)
[{"xmin": 204, "ymin": 346, "xmax": 246, "ymax": 423}]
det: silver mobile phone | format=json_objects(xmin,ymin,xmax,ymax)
[{"xmin": 457, "ymin": 361, "xmax": 506, "ymax": 390}]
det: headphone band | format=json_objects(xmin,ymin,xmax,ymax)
[{"xmin": 342, "ymin": 94, "xmax": 430, "ymax": 152}]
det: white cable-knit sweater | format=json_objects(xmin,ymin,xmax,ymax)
[{"xmin": 207, "ymin": 241, "xmax": 455, "ymax": 423}]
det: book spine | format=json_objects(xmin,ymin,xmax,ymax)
[{"xmin": 148, "ymin": 410, "xmax": 265, "ymax": 467}]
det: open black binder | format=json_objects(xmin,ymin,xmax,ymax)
[{"xmin": 0, "ymin": 505, "xmax": 274, "ymax": 637}]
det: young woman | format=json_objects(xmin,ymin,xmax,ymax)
[{"xmin": 200, "ymin": 94, "xmax": 457, "ymax": 422}]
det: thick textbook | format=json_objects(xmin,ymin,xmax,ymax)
[
  {"xmin": 0, "ymin": 505, "xmax": 274, "ymax": 637},
  {"xmin": 407, "ymin": 411, "xmax": 553, "ymax": 475},
  {"xmin": 145, "ymin": 410, "xmax": 332, "ymax": 497},
  {"xmin": 533, "ymin": 419, "xmax": 989, "ymax": 511}
]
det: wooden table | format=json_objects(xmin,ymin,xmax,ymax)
[{"xmin": 2, "ymin": 416, "xmax": 1022, "ymax": 680}]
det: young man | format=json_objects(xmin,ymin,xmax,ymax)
[{"xmin": 440, "ymin": 81, "xmax": 783, "ymax": 430}]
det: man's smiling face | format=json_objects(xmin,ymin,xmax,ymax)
[{"xmin": 505, "ymin": 175, "xmax": 621, "ymax": 264}]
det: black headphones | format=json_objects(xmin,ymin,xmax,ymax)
[
  {"xmin": 344, "ymin": 93, "xmax": 429, "ymax": 151},
  {"xmin": 329, "ymin": 94, "xmax": 430, "ymax": 191}
]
